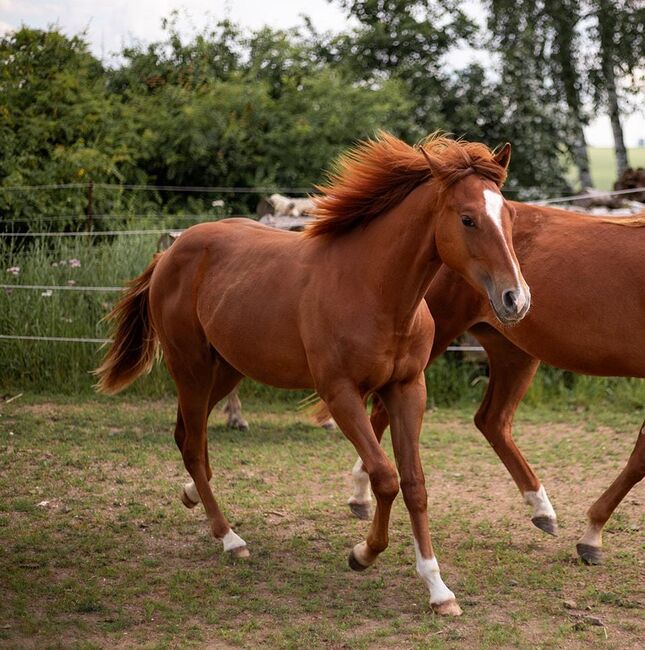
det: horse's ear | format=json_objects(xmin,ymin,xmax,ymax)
[{"xmin": 494, "ymin": 142, "xmax": 512, "ymax": 171}]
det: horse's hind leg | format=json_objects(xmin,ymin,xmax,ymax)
[
  {"xmin": 171, "ymin": 352, "xmax": 248, "ymax": 557},
  {"xmin": 577, "ymin": 422, "xmax": 645, "ymax": 565},
  {"xmin": 471, "ymin": 324, "xmax": 558, "ymax": 536},
  {"xmin": 181, "ymin": 376, "xmax": 241, "ymax": 507},
  {"xmin": 223, "ymin": 386, "xmax": 249, "ymax": 431}
]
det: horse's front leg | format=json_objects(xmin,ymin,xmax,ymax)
[
  {"xmin": 348, "ymin": 396, "xmax": 390, "ymax": 520},
  {"xmin": 380, "ymin": 375, "xmax": 462, "ymax": 616},
  {"xmin": 322, "ymin": 383, "xmax": 400, "ymax": 570},
  {"xmin": 471, "ymin": 325, "xmax": 558, "ymax": 536}
]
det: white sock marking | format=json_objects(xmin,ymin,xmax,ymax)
[
  {"xmin": 579, "ymin": 523, "xmax": 603, "ymax": 548},
  {"xmin": 413, "ymin": 540, "xmax": 455, "ymax": 605},
  {"xmin": 184, "ymin": 480, "xmax": 200, "ymax": 504},
  {"xmin": 222, "ymin": 528, "xmax": 247, "ymax": 552},
  {"xmin": 348, "ymin": 457, "xmax": 371, "ymax": 505},
  {"xmin": 523, "ymin": 485, "xmax": 556, "ymax": 519}
]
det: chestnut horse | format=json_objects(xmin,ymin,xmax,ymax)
[
  {"xmin": 346, "ymin": 202, "xmax": 644, "ymax": 565},
  {"xmin": 94, "ymin": 132, "xmax": 529, "ymax": 616}
]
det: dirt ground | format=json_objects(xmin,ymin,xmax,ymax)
[{"xmin": 0, "ymin": 396, "xmax": 643, "ymax": 649}]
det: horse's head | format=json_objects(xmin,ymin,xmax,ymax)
[{"xmin": 425, "ymin": 143, "xmax": 530, "ymax": 324}]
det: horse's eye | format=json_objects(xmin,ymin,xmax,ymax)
[{"xmin": 461, "ymin": 216, "xmax": 476, "ymax": 228}]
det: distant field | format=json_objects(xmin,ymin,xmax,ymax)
[{"xmin": 586, "ymin": 147, "xmax": 645, "ymax": 190}]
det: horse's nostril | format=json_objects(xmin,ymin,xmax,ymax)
[{"xmin": 502, "ymin": 289, "xmax": 517, "ymax": 310}]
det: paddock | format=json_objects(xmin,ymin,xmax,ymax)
[{"xmin": 0, "ymin": 395, "xmax": 642, "ymax": 648}]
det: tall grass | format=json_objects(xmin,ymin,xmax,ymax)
[{"xmin": 1, "ymin": 233, "xmax": 643, "ymax": 412}]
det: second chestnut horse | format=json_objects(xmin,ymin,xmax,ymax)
[{"xmin": 348, "ymin": 202, "xmax": 644, "ymax": 565}]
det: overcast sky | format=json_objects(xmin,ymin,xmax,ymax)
[{"xmin": 1, "ymin": 0, "xmax": 643, "ymax": 147}]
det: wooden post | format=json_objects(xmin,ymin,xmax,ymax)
[{"xmin": 85, "ymin": 180, "xmax": 94, "ymax": 231}]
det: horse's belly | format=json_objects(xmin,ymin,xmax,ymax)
[
  {"xmin": 505, "ymin": 325, "xmax": 645, "ymax": 379},
  {"xmin": 197, "ymin": 281, "xmax": 314, "ymax": 389},
  {"xmin": 207, "ymin": 325, "xmax": 314, "ymax": 389}
]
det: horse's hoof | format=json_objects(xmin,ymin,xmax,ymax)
[
  {"xmin": 349, "ymin": 502, "xmax": 372, "ymax": 521},
  {"xmin": 576, "ymin": 543, "xmax": 603, "ymax": 565},
  {"xmin": 228, "ymin": 545, "xmax": 250, "ymax": 559},
  {"xmin": 532, "ymin": 515, "xmax": 558, "ymax": 537},
  {"xmin": 321, "ymin": 420, "xmax": 336, "ymax": 431},
  {"xmin": 227, "ymin": 420, "xmax": 249, "ymax": 431},
  {"xmin": 181, "ymin": 488, "xmax": 199, "ymax": 509},
  {"xmin": 348, "ymin": 549, "xmax": 370, "ymax": 572},
  {"xmin": 432, "ymin": 599, "xmax": 463, "ymax": 616}
]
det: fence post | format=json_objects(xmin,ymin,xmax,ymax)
[{"xmin": 85, "ymin": 180, "xmax": 94, "ymax": 231}]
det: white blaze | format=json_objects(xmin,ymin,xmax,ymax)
[
  {"xmin": 413, "ymin": 539, "xmax": 456, "ymax": 605},
  {"xmin": 483, "ymin": 188, "xmax": 528, "ymax": 313},
  {"xmin": 483, "ymin": 188, "xmax": 504, "ymax": 233},
  {"xmin": 523, "ymin": 485, "xmax": 557, "ymax": 519}
]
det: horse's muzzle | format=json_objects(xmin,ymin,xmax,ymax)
[{"xmin": 490, "ymin": 286, "xmax": 531, "ymax": 324}]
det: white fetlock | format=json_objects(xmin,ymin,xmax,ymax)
[
  {"xmin": 413, "ymin": 540, "xmax": 461, "ymax": 616},
  {"xmin": 222, "ymin": 529, "xmax": 249, "ymax": 557},
  {"xmin": 578, "ymin": 523, "xmax": 603, "ymax": 549},
  {"xmin": 183, "ymin": 480, "xmax": 200, "ymax": 505},
  {"xmin": 523, "ymin": 485, "xmax": 557, "ymax": 519},
  {"xmin": 349, "ymin": 457, "xmax": 371, "ymax": 506}
]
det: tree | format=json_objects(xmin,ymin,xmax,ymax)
[
  {"xmin": 0, "ymin": 28, "xmax": 137, "ymax": 232},
  {"xmin": 587, "ymin": 0, "xmax": 644, "ymax": 177},
  {"xmin": 323, "ymin": 0, "xmax": 476, "ymax": 135},
  {"xmin": 486, "ymin": 0, "xmax": 593, "ymax": 188}
]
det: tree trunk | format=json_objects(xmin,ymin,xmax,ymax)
[
  {"xmin": 546, "ymin": 3, "xmax": 593, "ymax": 187},
  {"xmin": 597, "ymin": 0, "xmax": 629, "ymax": 177},
  {"xmin": 571, "ymin": 128, "xmax": 593, "ymax": 189},
  {"xmin": 604, "ymin": 70, "xmax": 629, "ymax": 176}
]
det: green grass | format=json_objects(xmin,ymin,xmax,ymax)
[
  {"xmin": 0, "ymin": 395, "xmax": 643, "ymax": 648},
  {"xmin": 584, "ymin": 147, "xmax": 645, "ymax": 191}
]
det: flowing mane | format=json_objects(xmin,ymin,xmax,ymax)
[{"xmin": 307, "ymin": 131, "xmax": 508, "ymax": 238}]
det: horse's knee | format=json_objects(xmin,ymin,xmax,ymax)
[
  {"xmin": 370, "ymin": 463, "xmax": 399, "ymax": 502},
  {"xmin": 400, "ymin": 479, "xmax": 427, "ymax": 513}
]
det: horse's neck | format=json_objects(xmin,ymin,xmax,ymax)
[{"xmin": 343, "ymin": 182, "xmax": 442, "ymax": 326}]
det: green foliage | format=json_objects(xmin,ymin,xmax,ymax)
[
  {"xmin": 331, "ymin": 0, "xmax": 571, "ymax": 193},
  {"xmin": 1, "ymin": 10, "xmax": 581, "ymax": 229},
  {"xmin": 587, "ymin": 0, "xmax": 645, "ymax": 109},
  {"xmin": 485, "ymin": 0, "xmax": 644, "ymax": 185}
]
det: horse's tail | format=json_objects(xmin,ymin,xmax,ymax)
[
  {"xmin": 311, "ymin": 399, "xmax": 335, "ymax": 429},
  {"xmin": 93, "ymin": 254, "xmax": 162, "ymax": 395}
]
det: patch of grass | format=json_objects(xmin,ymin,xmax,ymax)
[
  {"xmin": 567, "ymin": 147, "xmax": 645, "ymax": 190},
  {"xmin": 0, "ymin": 396, "xmax": 643, "ymax": 648}
]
